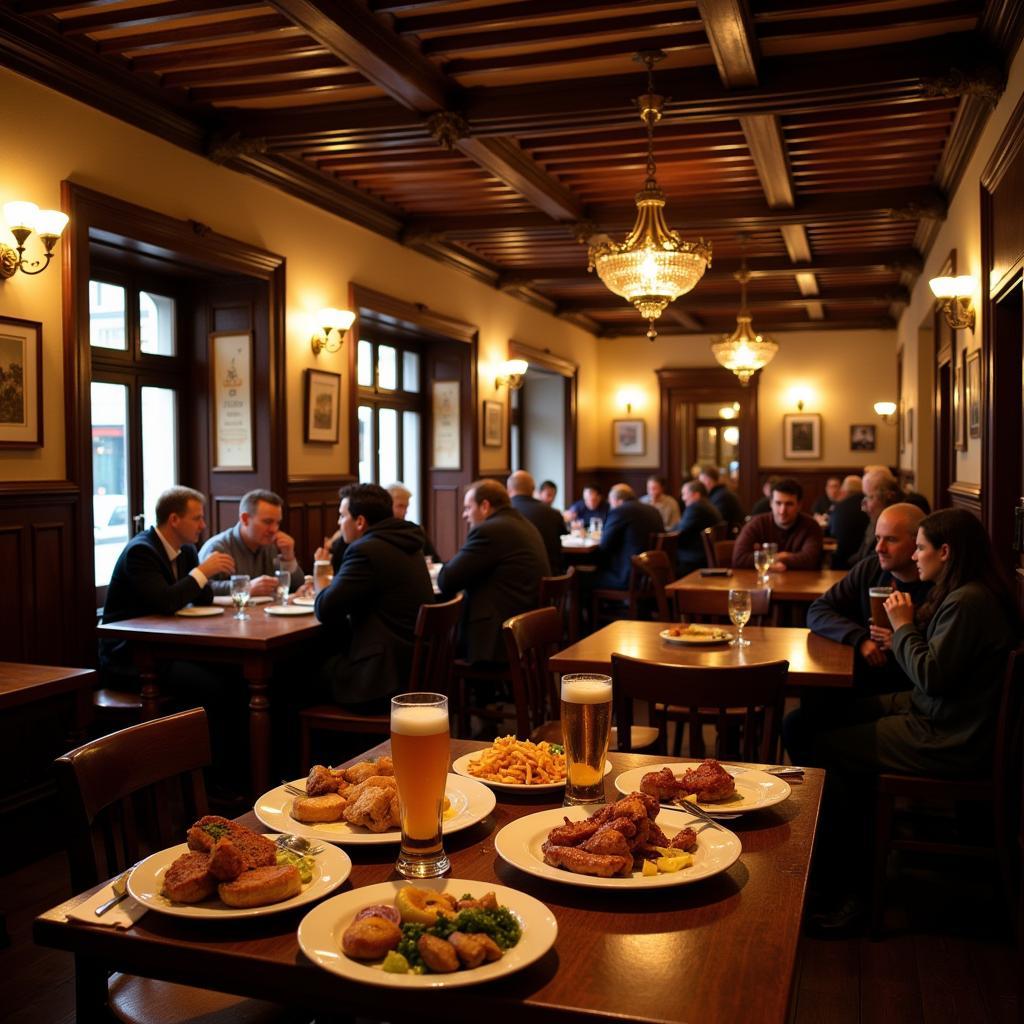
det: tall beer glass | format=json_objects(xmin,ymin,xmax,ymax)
[
  {"xmin": 390, "ymin": 692, "xmax": 450, "ymax": 878},
  {"xmin": 561, "ymin": 673, "xmax": 612, "ymax": 806}
]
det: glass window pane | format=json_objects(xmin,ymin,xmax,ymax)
[
  {"xmin": 403, "ymin": 350, "xmax": 420, "ymax": 393},
  {"xmin": 697, "ymin": 426, "xmax": 717, "ymax": 463},
  {"xmin": 402, "ymin": 411, "xmax": 421, "ymax": 524},
  {"xmin": 89, "ymin": 281, "xmax": 127, "ymax": 351},
  {"xmin": 91, "ymin": 382, "xmax": 129, "ymax": 587},
  {"xmin": 357, "ymin": 340, "xmax": 372, "ymax": 387},
  {"xmin": 378, "ymin": 345, "xmax": 396, "ymax": 390},
  {"xmin": 357, "ymin": 405, "xmax": 374, "ymax": 481},
  {"xmin": 379, "ymin": 407, "xmax": 398, "ymax": 486},
  {"xmin": 141, "ymin": 387, "xmax": 178, "ymax": 528},
  {"xmin": 139, "ymin": 291, "xmax": 176, "ymax": 356}
]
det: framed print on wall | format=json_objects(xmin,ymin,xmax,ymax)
[
  {"xmin": 210, "ymin": 331, "xmax": 254, "ymax": 470},
  {"xmin": 431, "ymin": 379, "xmax": 461, "ymax": 469},
  {"xmin": 482, "ymin": 399, "xmax": 503, "ymax": 447},
  {"xmin": 783, "ymin": 413, "xmax": 821, "ymax": 459},
  {"xmin": 850, "ymin": 424, "xmax": 876, "ymax": 451},
  {"xmin": 613, "ymin": 418, "xmax": 645, "ymax": 456},
  {"xmin": 0, "ymin": 315, "xmax": 42, "ymax": 449},
  {"xmin": 967, "ymin": 349, "xmax": 981, "ymax": 439},
  {"xmin": 953, "ymin": 348, "xmax": 967, "ymax": 451},
  {"xmin": 304, "ymin": 368, "xmax": 341, "ymax": 443}
]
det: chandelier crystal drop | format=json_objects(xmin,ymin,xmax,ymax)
[{"xmin": 587, "ymin": 51, "xmax": 711, "ymax": 340}]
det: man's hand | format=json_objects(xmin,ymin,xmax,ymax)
[
  {"xmin": 274, "ymin": 530, "xmax": 297, "ymax": 563},
  {"xmin": 771, "ymin": 556, "xmax": 790, "ymax": 572},
  {"xmin": 868, "ymin": 624, "xmax": 894, "ymax": 651},
  {"xmin": 314, "ymin": 535, "xmax": 332, "ymax": 562},
  {"xmin": 884, "ymin": 590, "xmax": 915, "ymax": 630},
  {"xmin": 249, "ymin": 574, "xmax": 278, "ymax": 597},
  {"xmin": 858, "ymin": 637, "xmax": 887, "ymax": 668},
  {"xmin": 198, "ymin": 551, "xmax": 234, "ymax": 579}
]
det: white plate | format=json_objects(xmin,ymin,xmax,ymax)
[
  {"xmin": 450, "ymin": 751, "xmax": 611, "ymax": 792},
  {"xmin": 659, "ymin": 627, "xmax": 733, "ymax": 645},
  {"xmin": 254, "ymin": 774, "xmax": 496, "ymax": 845},
  {"xmin": 213, "ymin": 595, "xmax": 273, "ymax": 606},
  {"xmin": 174, "ymin": 606, "xmax": 225, "ymax": 617},
  {"xmin": 292, "ymin": 595, "xmax": 316, "ymax": 606},
  {"xmin": 127, "ymin": 836, "xmax": 351, "ymax": 918},
  {"xmin": 494, "ymin": 805, "xmax": 741, "ymax": 890},
  {"xmin": 298, "ymin": 878, "xmax": 557, "ymax": 989},
  {"xmin": 613, "ymin": 763, "xmax": 791, "ymax": 816},
  {"xmin": 264, "ymin": 604, "xmax": 315, "ymax": 616}
]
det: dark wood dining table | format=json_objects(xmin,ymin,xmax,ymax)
[
  {"xmin": 548, "ymin": 620, "xmax": 853, "ymax": 690},
  {"xmin": 96, "ymin": 607, "xmax": 322, "ymax": 794},
  {"xmin": 35, "ymin": 738, "xmax": 824, "ymax": 1024}
]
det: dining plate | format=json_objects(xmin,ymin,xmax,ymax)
[
  {"xmin": 613, "ymin": 764, "xmax": 791, "ymax": 816},
  {"xmin": 127, "ymin": 837, "xmax": 351, "ymax": 919},
  {"xmin": 494, "ymin": 805, "xmax": 741, "ymax": 889},
  {"xmin": 298, "ymin": 878, "xmax": 557, "ymax": 989},
  {"xmin": 450, "ymin": 751, "xmax": 611, "ymax": 792},
  {"xmin": 292, "ymin": 595, "xmax": 316, "ymax": 606},
  {"xmin": 213, "ymin": 595, "xmax": 272, "ymax": 606},
  {"xmin": 254, "ymin": 774, "xmax": 496, "ymax": 845},
  {"xmin": 174, "ymin": 606, "xmax": 225, "ymax": 617},
  {"xmin": 659, "ymin": 627, "xmax": 733, "ymax": 645},
  {"xmin": 264, "ymin": 604, "xmax": 315, "ymax": 616}
]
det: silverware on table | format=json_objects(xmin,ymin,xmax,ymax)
[
  {"xmin": 670, "ymin": 799, "xmax": 730, "ymax": 830},
  {"xmin": 764, "ymin": 766, "xmax": 806, "ymax": 777},
  {"xmin": 282, "ymin": 781, "xmax": 306, "ymax": 797},
  {"xmin": 274, "ymin": 833, "xmax": 324, "ymax": 856},
  {"xmin": 94, "ymin": 868, "xmax": 134, "ymax": 916}
]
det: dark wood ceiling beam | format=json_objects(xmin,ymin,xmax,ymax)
[
  {"xmin": 666, "ymin": 306, "xmax": 706, "ymax": 331},
  {"xmin": 15, "ymin": 0, "xmax": 131, "ymax": 13},
  {"xmin": 130, "ymin": 36, "xmax": 327, "ymax": 73},
  {"xmin": 697, "ymin": 0, "xmax": 759, "ymax": 89},
  {"xmin": 755, "ymin": 2, "xmax": 983, "ymax": 43},
  {"xmin": 742, "ymin": 114, "xmax": 795, "ymax": 208},
  {"xmin": 58, "ymin": 0, "xmax": 261, "ymax": 35},
  {"xmin": 390, "ymin": 0, "xmax": 679, "ymax": 33},
  {"xmin": 95, "ymin": 14, "xmax": 292, "ymax": 52},
  {"xmin": 161, "ymin": 55, "xmax": 354, "ymax": 88},
  {"xmin": 188, "ymin": 73, "xmax": 360, "ymax": 102}
]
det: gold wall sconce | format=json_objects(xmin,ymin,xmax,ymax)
[
  {"xmin": 310, "ymin": 307, "xmax": 355, "ymax": 356},
  {"xmin": 1, "ymin": 201, "xmax": 69, "ymax": 279},
  {"xmin": 873, "ymin": 401, "xmax": 897, "ymax": 425},
  {"xmin": 928, "ymin": 276, "xmax": 976, "ymax": 331},
  {"xmin": 494, "ymin": 358, "xmax": 528, "ymax": 391}
]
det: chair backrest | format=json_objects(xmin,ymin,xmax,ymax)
[
  {"xmin": 408, "ymin": 593, "xmax": 463, "ymax": 694},
  {"xmin": 502, "ymin": 606, "xmax": 564, "ymax": 739},
  {"xmin": 630, "ymin": 550, "xmax": 674, "ymax": 621},
  {"xmin": 54, "ymin": 707, "xmax": 211, "ymax": 893},
  {"xmin": 674, "ymin": 586, "xmax": 772, "ymax": 625},
  {"xmin": 714, "ymin": 539, "xmax": 736, "ymax": 566},
  {"xmin": 652, "ymin": 532, "xmax": 679, "ymax": 566},
  {"xmin": 539, "ymin": 567, "xmax": 578, "ymax": 643},
  {"xmin": 611, "ymin": 653, "xmax": 788, "ymax": 762},
  {"xmin": 701, "ymin": 527, "xmax": 718, "ymax": 568}
]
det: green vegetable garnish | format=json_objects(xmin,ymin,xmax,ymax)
[
  {"xmin": 548, "ymin": 743, "xmax": 564, "ymax": 755},
  {"xmin": 394, "ymin": 905, "xmax": 522, "ymax": 972},
  {"xmin": 275, "ymin": 848, "xmax": 313, "ymax": 883},
  {"xmin": 201, "ymin": 823, "xmax": 230, "ymax": 841},
  {"xmin": 381, "ymin": 951, "xmax": 410, "ymax": 974}
]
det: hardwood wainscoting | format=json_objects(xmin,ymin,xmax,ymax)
[
  {"xmin": 750, "ymin": 466, "xmax": 867, "ymax": 517},
  {"xmin": 573, "ymin": 469, "xmax": 655, "ymax": 504},
  {"xmin": 284, "ymin": 476, "xmax": 354, "ymax": 570},
  {"xmin": 947, "ymin": 481, "xmax": 983, "ymax": 518}
]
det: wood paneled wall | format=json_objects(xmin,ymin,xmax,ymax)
[{"xmin": 285, "ymin": 476, "xmax": 353, "ymax": 570}]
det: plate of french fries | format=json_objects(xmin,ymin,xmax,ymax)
[{"xmin": 451, "ymin": 736, "xmax": 611, "ymax": 792}]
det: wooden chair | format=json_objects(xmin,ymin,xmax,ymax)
[
  {"xmin": 539, "ymin": 567, "xmax": 578, "ymax": 644},
  {"xmin": 611, "ymin": 654, "xmax": 789, "ymax": 761},
  {"xmin": 713, "ymin": 539, "xmax": 736, "ymax": 567},
  {"xmin": 299, "ymin": 593, "xmax": 463, "ymax": 766},
  {"xmin": 54, "ymin": 708, "xmax": 288, "ymax": 1024},
  {"xmin": 701, "ymin": 523, "xmax": 730, "ymax": 567},
  {"xmin": 630, "ymin": 550, "xmax": 674, "ymax": 621},
  {"xmin": 673, "ymin": 586, "xmax": 773, "ymax": 626},
  {"xmin": 871, "ymin": 644, "xmax": 1024, "ymax": 935},
  {"xmin": 652, "ymin": 531, "xmax": 679, "ymax": 566}
]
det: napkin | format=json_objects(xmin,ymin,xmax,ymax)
[{"xmin": 67, "ymin": 883, "xmax": 148, "ymax": 929}]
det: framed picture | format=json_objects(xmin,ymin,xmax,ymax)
[
  {"xmin": 431, "ymin": 379, "xmax": 460, "ymax": 469},
  {"xmin": 0, "ymin": 315, "xmax": 42, "ymax": 449},
  {"xmin": 850, "ymin": 424, "xmax": 876, "ymax": 451},
  {"xmin": 304, "ymin": 368, "xmax": 341, "ymax": 443},
  {"xmin": 482, "ymin": 399, "xmax": 503, "ymax": 447},
  {"xmin": 613, "ymin": 418, "xmax": 645, "ymax": 456},
  {"xmin": 953, "ymin": 348, "xmax": 967, "ymax": 451},
  {"xmin": 907, "ymin": 407, "xmax": 914, "ymax": 445},
  {"xmin": 783, "ymin": 413, "xmax": 821, "ymax": 459},
  {"xmin": 210, "ymin": 331, "xmax": 254, "ymax": 470},
  {"xmin": 967, "ymin": 349, "xmax": 981, "ymax": 439}
]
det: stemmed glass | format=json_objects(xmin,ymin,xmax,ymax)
[
  {"xmin": 230, "ymin": 574, "xmax": 252, "ymax": 620},
  {"xmin": 728, "ymin": 588, "xmax": 752, "ymax": 647},
  {"xmin": 753, "ymin": 547, "xmax": 772, "ymax": 587}
]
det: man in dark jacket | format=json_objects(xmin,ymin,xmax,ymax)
[
  {"xmin": 593, "ymin": 483, "xmax": 664, "ymax": 590},
  {"xmin": 439, "ymin": 479, "xmax": 550, "ymax": 663},
  {"xmin": 315, "ymin": 483, "xmax": 433, "ymax": 710},
  {"xmin": 698, "ymin": 465, "xmax": 744, "ymax": 531},
  {"xmin": 508, "ymin": 469, "xmax": 567, "ymax": 573},
  {"xmin": 827, "ymin": 475, "xmax": 869, "ymax": 571},
  {"xmin": 671, "ymin": 479, "xmax": 723, "ymax": 576}
]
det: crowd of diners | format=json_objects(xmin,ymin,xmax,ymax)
[{"xmin": 97, "ymin": 465, "xmax": 1020, "ymax": 930}]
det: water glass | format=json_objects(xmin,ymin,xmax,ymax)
[
  {"xmin": 275, "ymin": 569, "xmax": 291, "ymax": 605},
  {"xmin": 753, "ymin": 547, "xmax": 772, "ymax": 586},
  {"xmin": 588, "ymin": 517, "xmax": 603, "ymax": 539},
  {"xmin": 229, "ymin": 574, "xmax": 252, "ymax": 620},
  {"xmin": 728, "ymin": 588, "xmax": 752, "ymax": 647}
]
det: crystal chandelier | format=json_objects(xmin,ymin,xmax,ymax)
[
  {"xmin": 587, "ymin": 51, "xmax": 711, "ymax": 340},
  {"xmin": 710, "ymin": 235, "xmax": 778, "ymax": 384}
]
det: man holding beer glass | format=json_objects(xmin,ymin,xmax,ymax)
[{"xmin": 560, "ymin": 674, "xmax": 613, "ymax": 806}]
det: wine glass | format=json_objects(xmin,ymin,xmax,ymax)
[
  {"xmin": 230, "ymin": 574, "xmax": 252, "ymax": 620},
  {"xmin": 753, "ymin": 547, "xmax": 771, "ymax": 586},
  {"xmin": 728, "ymin": 588, "xmax": 752, "ymax": 647}
]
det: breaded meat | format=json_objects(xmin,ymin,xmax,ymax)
[
  {"xmin": 186, "ymin": 817, "xmax": 276, "ymax": 869},
  {"xmin": 207, "ymin": 837, "xmax": 246, "ymax": 881},
  {"xmin": 217, "ymin": 864, "xmax": 301, "ymax": 908},
  {"xmin": 161, "ymin": 851, "xmax": 215, "ymax": 903}
]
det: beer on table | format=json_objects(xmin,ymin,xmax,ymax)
[{"xmin": 560, "ymin": 673, "xmax": 612, "ymax": 806}]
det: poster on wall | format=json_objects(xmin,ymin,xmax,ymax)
[
  {"xmin": 431, "ymin": 379, "xmax": 461, "ymax": 469},
  {"xmin": 0, "ymin": 315, "xmax": 42, "ymax": 449},
  {"xmin": 210, "ymin": 331, "xmax": 254, "ymax": 471},
  {"xmin": 304, "ymin": 369, "xmax": 340, "ymax": 443}
]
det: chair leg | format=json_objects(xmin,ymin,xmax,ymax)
[{"xmin": 870, "ymin": 790, "xmax": 894, "ymax": 937}]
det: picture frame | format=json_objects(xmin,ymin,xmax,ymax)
[
  {"xmin": 849, "ymin": 424, "xmax": 876, "ymax": 451},
  {"xmin": 482, "ymin": 399, "xmax": 503, "ymax": 447},
  {"xmin": 304, "ymin": 368, "xmax": 341, "ymax": 444},
  {"xmin": 783, "ymin": 413, "xmax": 821, "ymax": 459},
  {"xmin": 899, "ymin": 399, "xmax": 906, "ymax": 454},
  {"xmin": 612, "ymin": 418, "xmax": 646, "ymax": 456},
  {"xmin": 431, "ymin": 379, "xmax": 461, "ymax": 469},
  {"xmin": 954, "ymin": 348, "xmax": 967, "ymax": 451},
  {"xmin": 210, "ymin": 331, "xmax": 254, "ymax": 470},
  {"xmin": 907, "ymin": 407, "xmax": 914, "ymax": 445},
  {"xmin": 0, "ymin": 315, "xmax": 42, "ymax": 449},
  {"xmin": 967, "ymin": 349, "xmax": 981, "ymax": 439}
]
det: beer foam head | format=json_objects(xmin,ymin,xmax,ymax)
[
  {"xmin": 561, "ymin": 675, "xmax": 612, "ymax": 704},
  {"xmin": 391, "ymin": 704, "xmax": 449, "ymax": 736}
]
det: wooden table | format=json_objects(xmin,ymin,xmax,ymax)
[
  {"xmin": 96, "ymin": 610, "xmax": 322, "ymax": 794},
  {"xmin": 34, "ymin": 738, "xmax": 824, "ymax": 1024},
  {"xmin": 548, "ymin": 620, "xmax": 853, "ymax": 690},
  {"xmin": 668, "ymin": 568, "xmax": 847, "ymax": 609},
  {"xmin": 0, "ymin": 661, "xmax": 96, "ymax": 731}
]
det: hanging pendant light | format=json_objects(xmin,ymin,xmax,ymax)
[
  {"xmin": 587, "ymin": 51, "xmax": 711, "ymax": 340},
  {"xmin": 710, "ymin": 234, "xmax": 778, "ymax": 384}
]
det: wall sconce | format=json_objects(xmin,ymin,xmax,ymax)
[
  {"xmin": 873, "ymin": 400, "xmax": 897, "ymax": 425},
  {"xmin": 494, "ymin": 358, "xmax": 528, "ymax": 391},
  {"xmin": 1, "ymin": 201, "xmax": 69, "ymax": 279},
  {"xmin": 310, "ymin": 307, "xmax": 355, "ymax": 356},
  {"xmin": 616, "ymin": 388, "xmax": 641, "ymax": 414},
  {"xmin": 789, "ymin": 387, "xmax": 813, "ymax": 412},
  {"xmin": 928, "ymin": 275, "xmax": 976, "ymax": 331}
]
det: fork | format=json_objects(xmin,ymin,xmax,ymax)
[
  {"xmin": 275, "ymin": 834, "xmax": 324, "ymax": 856},
  {"xmin": 671, "ymin": 799, "xmax": 730, "ymax": 830},
  {"xmin": 94, "ymin": 865, "xmax": 137, "ymax": 916},
  {"xmin": 282, "ymin": 781, "xmax": 306, "ymax": 797}
]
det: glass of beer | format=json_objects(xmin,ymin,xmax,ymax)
[
  {"xmin": 869, "ymin": 586, "xmax": 894, "ymax": 627},
  {"xmin": 390, "ymin": 692, "xmax": 451, "ymax": 878},
  {"xmin": 561, "ymin": 673, "xmax": 612, "ymax": 806}
]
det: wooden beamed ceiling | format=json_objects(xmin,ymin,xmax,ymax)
[{"xmin": 2, "ymin": 0, "xmax": 1022, "ymax": 337}]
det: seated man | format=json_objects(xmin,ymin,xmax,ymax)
[
  {"xmin": 592, "ymin": 483, "xmax": 664, "ymax": 590},
  {"xmin": 698, "ymin": 465, "xmax": 745, "ymax": 531},
  {"xmin": 850, "ymin": 467, "xmax": 901, "ymax": 565},
  {"xmin": 387, "ymin": 482, "xmax": 441, "ymax": 562},
  {"xmin": 564, "ymin": 484, "xmax": 610, "ymax": 528},
  {"xmin": 199, "ymin": 488, "xmax": 303, "ymax": 597},
  {"xmin": 508, "ymin": 469, "xmax": 567, "ymax": 573},
  {"xmin": 750, "ymin": 477, "xmax": 775, "ymax": 516},
  {"xmin": 671, "ymin": 479, "xmax": 723, "ymax": 576},
  {"xmin": 315, "ymin": 483, "xmax": 434, "ymax": 711},
  {"xmin": 535, "ymin": 479, "xmax": 559, "ymax": 507},
  {"xmin": 439, "ymin": 479, "xmax": 550, "ymax": 664},
  {"xmin": 812, "ymin": 476, "xmax": 842, "ymax": 521},
  {"xmin": 641, "ymin": 474, "xmax": 681, "ymax": 530},
  {"xmin": 733, "ymin": 477, "xmax": 823, "ymax": 571},
  {"xmin": 827, "ymin": 475, "xmax": 869, "ymax": 571}
]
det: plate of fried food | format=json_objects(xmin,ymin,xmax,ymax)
[
  {"xmin": 660, "ymin": 623, "xmax": 733, "ymax": 645},
  {"xmin": 451, "ymin": 735, "xmax": 612, "ymax": 792},
  {"xmin": 494, "ymin": 791, "xmax": 741, "ymax": 890},
  {"xmin": 254, "ymin": 756, "xmax": 496, "ymax": 846},
  {"xmin": 298, "ymin": 878, "xmax": 557, "ymax": 989},
  {"xmin": 126, "ymin": 816, "xmax": 351, "ymax": 919},
  {"xmin": 613, "ymin": 758, "xmax": 791, "ymax": 816}
]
